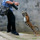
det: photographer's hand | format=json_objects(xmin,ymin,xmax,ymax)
[{"xmin": 15, "ymin": 2, "xmax": 19, "ymax": 6}]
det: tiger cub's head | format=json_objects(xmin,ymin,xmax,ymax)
[{"xmin": 22, "ymin": 11, "xmax": 28, "ymax": 17}]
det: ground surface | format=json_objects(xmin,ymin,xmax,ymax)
[{"xmin": 0, "ymin": 31, "xmax": 40, "ymax": 40}]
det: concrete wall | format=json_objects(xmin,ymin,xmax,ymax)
[{"xmin": 0, "ymin": 0, "xmax": 40, "ymax": 32}]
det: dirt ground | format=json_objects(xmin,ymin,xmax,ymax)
[{"xmin": 0, "ymin": 31, "xmax": 40, "ymax": 40}]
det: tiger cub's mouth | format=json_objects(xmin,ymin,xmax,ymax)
[{"xmin": 23, "ymin": 17, "xmax": 27, "ymax": 23}]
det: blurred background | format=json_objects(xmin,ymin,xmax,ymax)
[{"xmin": 0, "ymin": 0, "xmax": 40, "ymax": 32}]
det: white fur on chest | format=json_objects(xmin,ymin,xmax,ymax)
[{"xmin": 24, "ymin": 17, "xmax": 26, "ymax": 22}]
